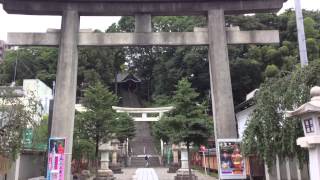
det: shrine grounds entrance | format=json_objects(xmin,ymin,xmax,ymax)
[{"xmin": 1, "ymin": 0, "xmax": 286, "ymax": 179}]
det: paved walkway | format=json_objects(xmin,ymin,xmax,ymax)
[{"xmin": 114, "ymin": 168, "xmax": 217, "ymax": 180}]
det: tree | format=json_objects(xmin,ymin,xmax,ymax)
[
  {"xmin": 304, "ymin": 17, "xmax": 318, "ymax": 38},
  {"xmin": 0, "ymin": 89, "xmax": 41, "ymax": 160},
  {"xmin": 75, "ymin": 82, "xmax": 135, "ymax": 160},
  {"xmin": 153, "ymin": 78, "xmax": 213, "ymax": 179},
  {"xmin": 1, "ymin": 47, "xmax": 58, "ymax": 86},
  {"xmin": 111, "ymin": 113, "xmax": 135, "ymax": 143},
  {"xmin": 32, "ymin": 115, "xmax": 49, "ymax": 149},
  {"xmin": 264, "ymin": 64, "xmax": 280, "ymax": 78},
  {"xmin": 75, "ymin": 82, "xmax": 118, "ymax": 159},
  {"xmin": 242, "ymin": 60, "xmax": 320, "ymax": 169}
]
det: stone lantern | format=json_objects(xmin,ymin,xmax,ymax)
[
  {"xmin": 109, "ymin": 139, "xmax": 122, "ymax": 173},
  {"xmin": 94, "ymin": 141, "xmax": 115, "ymax": 180},
  {"xmin": 174, "ymin": 143, "xmax": 197, "ymax": 180},
  {"xmin": 168, "ymin": 144, "xmax": 181, "ymax": 173},
  {"xmin": 288, "ymin": 86, "xmax": 320, "ymax": 180}
]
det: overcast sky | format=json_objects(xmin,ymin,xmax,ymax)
[{"xmin": 0, "ymin": 0, "xmax": 319, "ymax": 41}]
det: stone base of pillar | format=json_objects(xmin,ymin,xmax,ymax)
[
  {"xmin": 79, "ymin": 170, "xmax": 91, "ymax": 180},
  {"xmin": 109, "ymin": 163, "xmax": 123, "ymax": 174},
  {"xmin": 94, "ymin": 169, "xmax": 115, "ymax": 180},
  {"xmin": 174, "ymin": 169, "xmax": 198, "ymax": 180},
  {"xmin": 168, "ymin": 162, "xmax": 181, "ymax": 173}
]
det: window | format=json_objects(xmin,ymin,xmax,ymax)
[{"xmin": 304, "ymin": 119, "xmax": 314, "ymax": 133}]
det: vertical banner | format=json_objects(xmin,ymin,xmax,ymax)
[
  {"xmin": 47, "ymin": 138, "xmax": 66, "ymax": 180},
  {"xmin": 217, "ymin": 139, "xmax": 246, "ymax": 179}
]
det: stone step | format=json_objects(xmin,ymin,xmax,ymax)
[
  {"xmin": 130, "ymin": 156, "xmax": 161, "ymax": 167},
  {"xmin": 130, "ymin": 121, "xmax": 158, "ymax": 155}
]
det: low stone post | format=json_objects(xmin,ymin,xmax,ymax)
[
  {"xmin": 109, "ymin": 139, "xmax": 122, "ymax": 173},
  {"xmin": 174, "ymin": 143, "xmax": 197, "ymax": 180},
  {"xmin": 180, "ymin": 145, "xmax": 189, "ymax": 170},
  {"xmin": 112, "ymin": 151, "xmax": 117, "ymax": 164},
  {"xmin": 168, "ymin": 144, "xmax": 181, "ymax": 173},
  {"xmin": 173, "ymin": 144, "xmax": 179, "ymax": 164},
  {"xmin": 94, "ymin": 142, "xmax": 115, "ymax": 180}
]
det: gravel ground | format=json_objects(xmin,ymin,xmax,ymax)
[{"xmin": 113, "ymin": 167, "xmax": 217, "ymax": 180}]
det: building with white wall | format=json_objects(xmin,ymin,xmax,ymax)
[
  {"xmin": 23, "ymin": 79, "xmax": 53, "ymax": 115},
  {"xmin": 0, "ymin": 79, "xmax": 52, "ymax": 180}
]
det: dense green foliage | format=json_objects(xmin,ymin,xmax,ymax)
[
  {"xmin": 242, "ymin": 60, "xmax": 320, "ymax": 168},
  {"xmin": 153, "ymin": 78, "xmax": 213, "ymax": 144}
]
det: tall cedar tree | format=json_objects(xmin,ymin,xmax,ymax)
[
  {"xmin": 153, "ymin": 78, "xmax": 213, "ymax": 179},
  {"xmin": 75, "ymin": 82, "xmax": 135, "ymax": 159}
]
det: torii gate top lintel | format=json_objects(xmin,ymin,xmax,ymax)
[
  {"xmin": 112, "ymin": 106, "xmax": 174, "ymax": 122},
  {"xmin": 2, "ymin": 0, "xmax": 286, "ymax": 16}
]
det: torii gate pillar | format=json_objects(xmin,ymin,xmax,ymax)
[
  {"xmin": 50, "ymin": 8, "xmax": 79, "ymax": 180},
  {"xmin": 208, "ymin": 9, "xmax": 237, "ymax": 139}
]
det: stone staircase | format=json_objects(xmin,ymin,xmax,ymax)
[
  {"xmin": 130, "ymin": 156, "xmax": 161, "ymax": 167},
  {"xmin": 119, "ymin": 87, "xmax": 161, "ymax": 167},
  {"xmin": 130, "ymin": 122, "xmax": 158, "ymax": 155},
  {"xmin": 129, "ymin": 121, "xmax": 161, "ymax": 167}
]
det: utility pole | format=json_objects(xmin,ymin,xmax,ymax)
[{"xmin": 294, "ymin": 0, "xmax": 308, "ymax": 67}]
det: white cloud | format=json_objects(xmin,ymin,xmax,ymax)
[
  {"xmin": 0, "ymin": 0, "xmax": 319, "ymax": 41},
  {"xmin": 0, "ymin": 4, "xmax": 120, "ymax": 41}
]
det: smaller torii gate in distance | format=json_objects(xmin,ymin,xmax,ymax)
[
  {"xmin": 1, "ymin": 0, "xmax": 286, "ymax": 179},
  {"xmin": 112, "ymin": 106, "xmax": 174, "ymax": 122},
  {"xmin": 112, "ymin": 106, "xmax": 174, "ymax": 156}
]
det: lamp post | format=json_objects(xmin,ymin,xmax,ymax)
[{"xmin": 288, "ymin": 86, "xmax": 320, "ymax": 180}]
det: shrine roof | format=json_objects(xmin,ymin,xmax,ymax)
[{"xmin": 115, "ymin": 73, "xmax": 141, "ymax": 83}]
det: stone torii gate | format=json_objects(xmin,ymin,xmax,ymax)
[{"xmin": 1, "ymin": 0, "xmax": 286, "ymax": 179}]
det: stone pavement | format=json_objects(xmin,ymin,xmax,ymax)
[{"xmin": 114, "ymin": 168, "xmax": 217, "ymax": 180}]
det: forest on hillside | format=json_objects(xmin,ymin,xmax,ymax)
[{"xmin": 1, "ymin": 9, "xmax": 319, "ymax": 105}]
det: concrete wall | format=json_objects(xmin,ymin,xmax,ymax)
[
  {"xmin": 0, "ymin": 152, "xmax": 46, "ymax": 180},
  {"xmin": 18, "ymin": 152, "xmax": 46, "ymax": 180}
]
